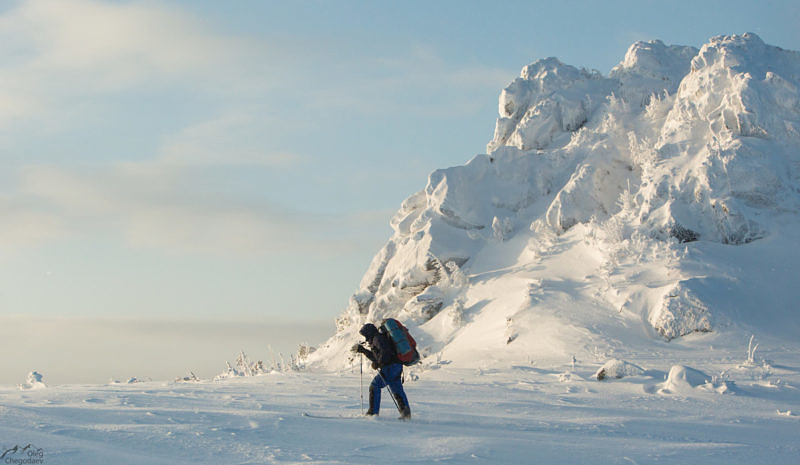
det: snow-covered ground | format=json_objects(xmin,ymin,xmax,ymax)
[{"xmin": 2, "ymin": 353, "xmax": 799, "ymax": 464}]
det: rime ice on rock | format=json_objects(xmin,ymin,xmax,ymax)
[
  {"xmin": 609, "ymin": 39, "xmax": 698, "ymax": 107},
  {"xmin": 649, "ymin": 279, "xmax": 712, "ymax": 340},
  {"xmin": 595, "ymin": 359, "xmax": 645, "ymax": 380},
  {"xmin": 311, "ymin": 34, "xmax": 800, "ymax": 368},
  {"xmin": 488, "ymin": 57, "xmax": 616, "ymax": 152}
]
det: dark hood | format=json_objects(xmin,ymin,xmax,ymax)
[{"xmin": 359, "ymin": 323, "xmax": 378, "ymax": 339}]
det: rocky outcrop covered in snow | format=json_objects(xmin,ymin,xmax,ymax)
[
  {"xmin": 595, "ymin": 359, "xmax": 645, "ymax": 380},
  {"xmin": 311, "ymin": 34, "xmax": 800, "ymax": 369}
]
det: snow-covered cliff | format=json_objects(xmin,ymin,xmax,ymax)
[{"xmin": 310, "ymin": 33, "xmax": 800, "ymax": 370}]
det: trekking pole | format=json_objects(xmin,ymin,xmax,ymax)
[
  {"xmin": 359, "ymin": 352, "xmax": 364, "ymax": 415},
  {"xmin": 377, "ymin": 370, "xmax": 402, "ymax": 412}
]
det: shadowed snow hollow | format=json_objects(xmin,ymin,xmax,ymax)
[{"xmin": 310, "ymin": 33, "xmax": 800, "ymax": 370}]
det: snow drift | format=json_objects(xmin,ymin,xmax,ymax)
[
  {"xmin": 310, "ymin": 33, "xmax": 800, "ymax": 370},
  {"xmin": 657, "ymin": 365, "xmax": 716, "ymax": 394}
]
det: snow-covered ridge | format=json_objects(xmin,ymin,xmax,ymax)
[{"xmin": 311, "ymin": 33, "xmax": 800, "ymax": 370}]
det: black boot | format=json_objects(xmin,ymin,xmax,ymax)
[
  {"xmin": 394, "ymin": 394, "xmax": 411, "ymax": 420},
  {"xmin": 365, "ymin": 390, "xmax": 377, "ymax": 416}
]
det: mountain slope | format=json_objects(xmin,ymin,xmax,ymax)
[{"xmin": 310, "ymin": 33, "xmax": 800, "ymax": 370}]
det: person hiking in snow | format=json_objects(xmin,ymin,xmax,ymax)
[{"xmin": 351, "ymin": 323, "xmax": 411, "ymax": 419}]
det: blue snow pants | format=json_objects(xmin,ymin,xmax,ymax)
[{"xmin": 369, "ymin": 363, "xmax": 409, "ymax": 414}]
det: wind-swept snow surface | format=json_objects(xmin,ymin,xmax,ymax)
[
  {"xmin": 2, "ymin": 358, "xmax": 799, "ymax": 464},
  {"xmin": 312, "ymin": 33, "xmax": 800, "ymax": 371}
]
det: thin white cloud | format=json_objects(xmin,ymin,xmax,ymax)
[
  {"xmin": 12, "ymin": 163, "xmax": 382, "ymax": 257},
  {"xmin": 304, "ymin": 44, "xmax": 512, "ymax": 117},
  {"xmin": 156, "ymin": 113, "xmax": 306, "ymax": 167},
  {"xmin": 0, "ymin": 0, "xmax": 265, "ymax": 125},
  {"xmin": 17, "ymin": 163, "xmax": 297, "ymax": 254},
  {"xmin": 0, "ymin": 196, "xmax": 65, "ymax": 249},
  {"xmin": 0, "ymin": 0, "xmax": 511, "ymax": 129},
  {"xmin": 0, "ymin": 1, "xmax": 508, "ymax": 256},
  {"xmin": 9, "ymin": 0, "xmax": 254, "ymax": 79},
  {"xmin": 377, "ymin": 43, "xmax": 512, "ymax": 88}
]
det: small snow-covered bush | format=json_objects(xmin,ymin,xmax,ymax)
[
  {"xmin": 492, "ymin": 216, "xmax": 514, "ymax": 241},
  {"xmin": 214, "ymin": 351, "xmax": 270, "ymax": 381},
  {"xmin": 448, "ymin": 297, "xmax": 465, "ymax": 326},
  {"xmin": 175, "ymin": 372, "xmax": 200, "ymax": 383},
  {"xmin": 444, "ymin": 261, "xmax": 468, "ymax": 289},
  {"xmin": 18, "ymin": 371, "xmax": 46, "ymax": 390},
  {"xmin": 109, "ymin": 376, "xmax": 152, "ymax": 384},
  {"xmin": 504, "ymin": 317, "xmax": 517, "ymax": 345},
  {"xmin": 293, "ymin": 343, "xmax": 316, "ymax": 370},
  {"xmin": 297, "ymin": 343, "xmax": 315, "ymax": 363},
  {"xmin": 735, "ymin": 335, "xmax": 773, "ymax": 379},
  {"xmin": 743, "ymin": 335, "xmax": 760, "ymax": 367},
  {"xmin": 214, "ymin": 348, "xmax": 312, "ymax": 381}
]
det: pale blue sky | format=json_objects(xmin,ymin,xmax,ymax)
[{"xmin": 1, "ymin": 0, "xmax": 799, "ymax": 328}]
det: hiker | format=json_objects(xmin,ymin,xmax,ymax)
[{"xmin": 351, "ymin": 323, "xmax": 411, "ymax": 419}]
